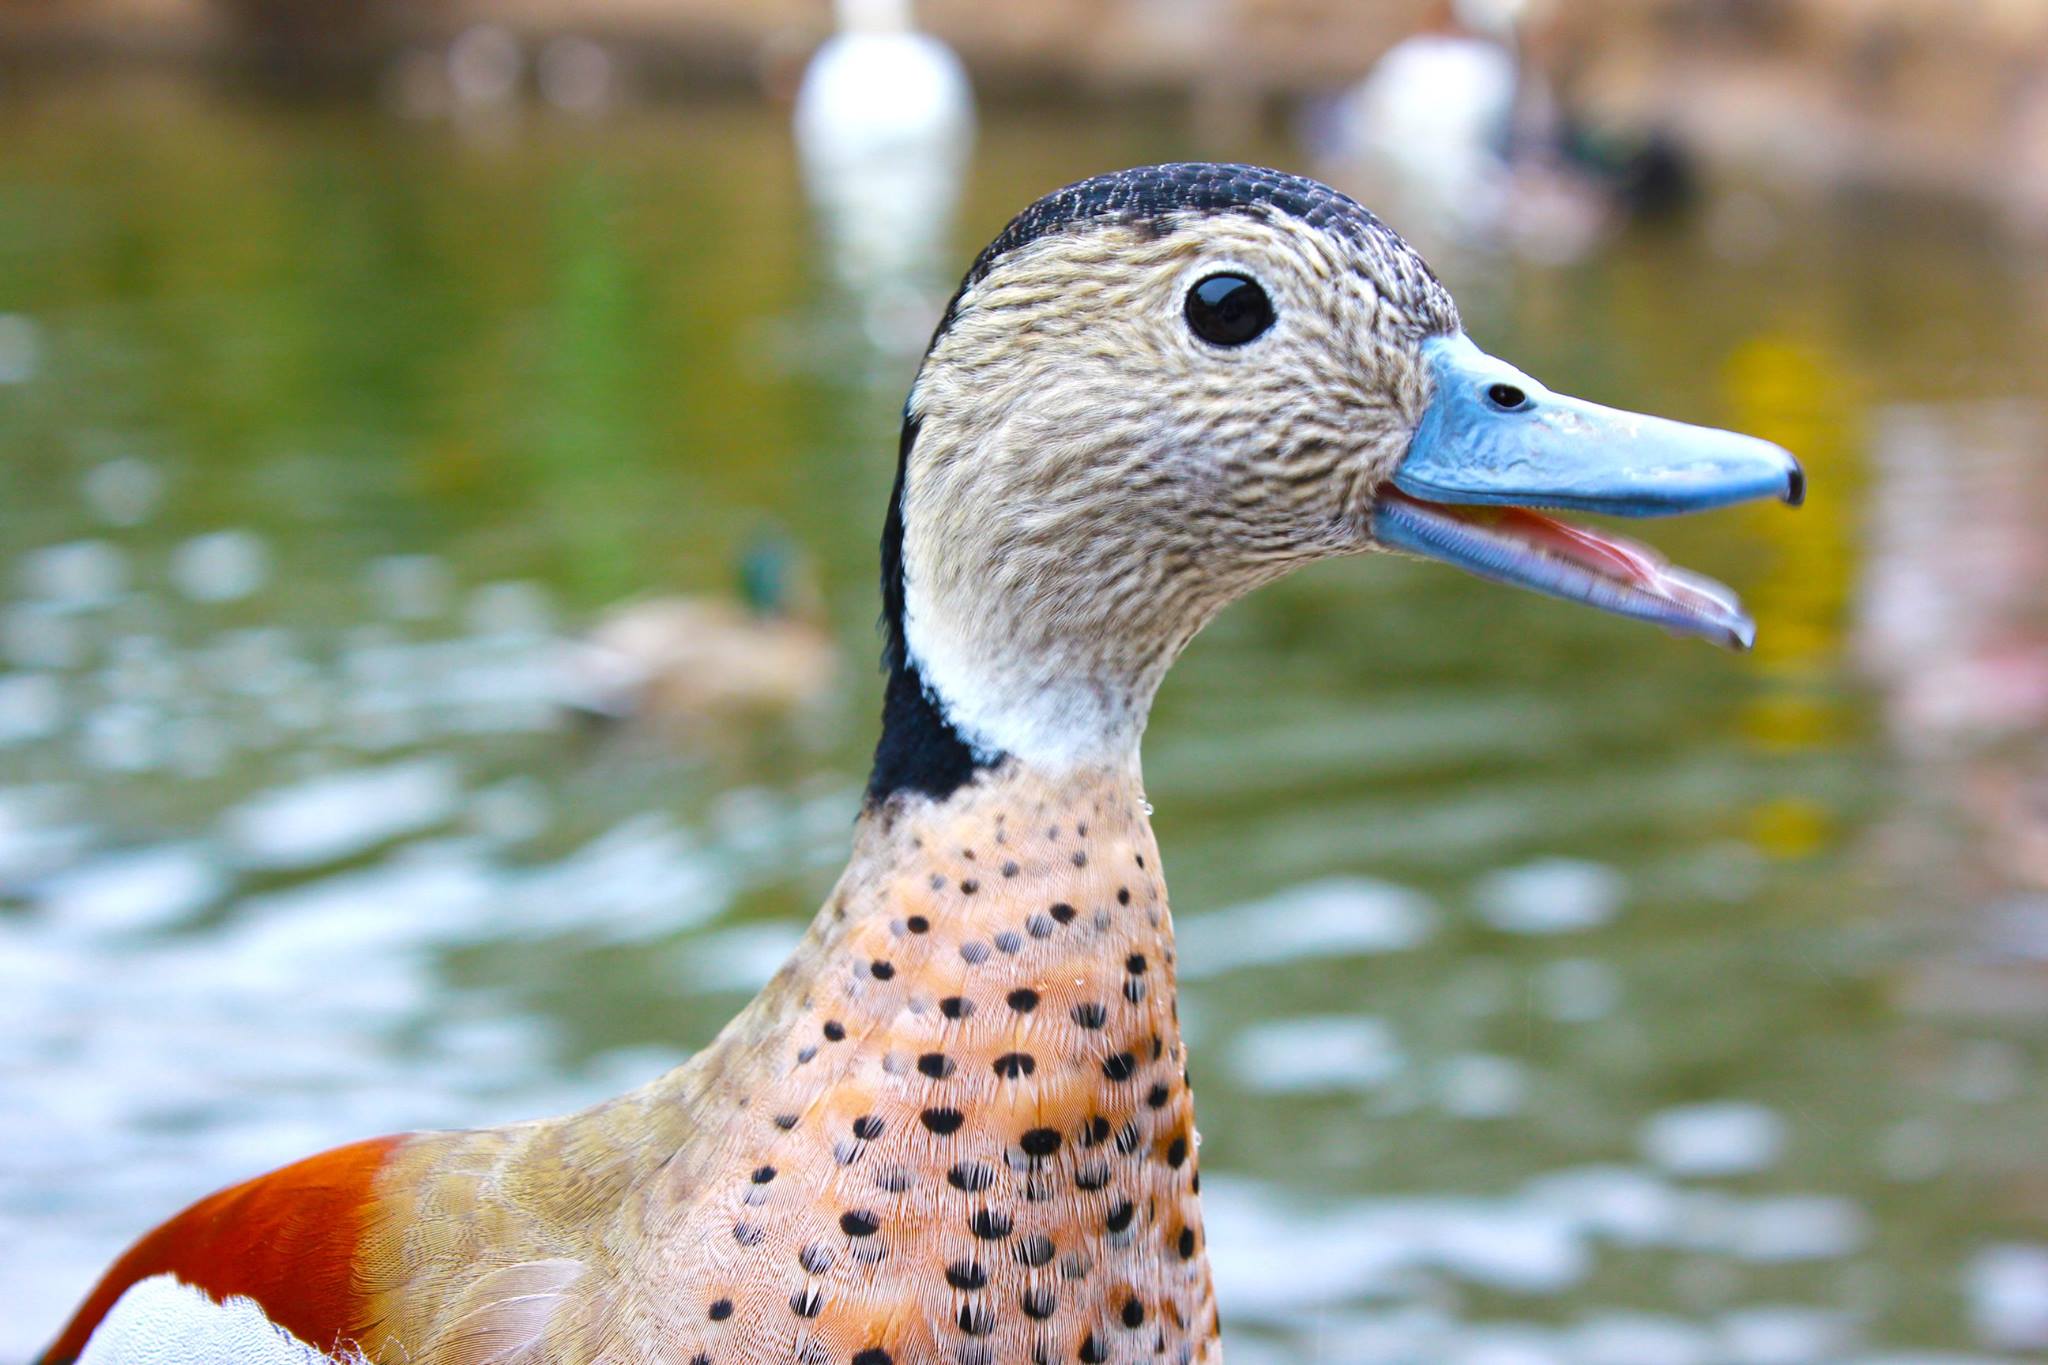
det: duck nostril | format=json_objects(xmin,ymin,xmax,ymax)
[{"xmin": 1485, "ymin": 383, "xmax": 1528, "ymax": 411}]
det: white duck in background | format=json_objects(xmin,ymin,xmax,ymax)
[
  {"xmin": 793, "ymin": 0, "xmax": 975, "ymax": 352},
  {"xmin": 1323, "ymin": 0, "xmax": 1522, "ymax": 242},
  {"xmin": 1316, "ymin": 0, "xmax": 1693, "ymax": 263}
]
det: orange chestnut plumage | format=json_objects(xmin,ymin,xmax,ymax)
[{"xmin": 42, "ymin": 1137, "xmax": 401, "ymax": 1362}]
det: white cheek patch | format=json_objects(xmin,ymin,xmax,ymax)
[{"xmin": 77, "ymin": 1276, "xmax": 367, "ymax": 1365}]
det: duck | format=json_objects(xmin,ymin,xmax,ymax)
[
  {"xmin": 1317, "ymin": 0, "xmax": 1693, "ymax": 259},
  {"xmin": 792, "ymin": 0, "xmax": 975, "ymax": 352},
  {"xmin": 559, "ymin": 537, "xmax": 839, "ymax": 739},
  {"xmin": 39, "ymin": 163, "xmax": 1801, "ymax": 1365}
]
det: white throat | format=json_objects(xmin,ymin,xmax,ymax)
[{"xmin": 901, "ymin": 573, "xmax": 1161, "ymax": 776}]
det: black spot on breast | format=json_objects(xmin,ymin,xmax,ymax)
[
  {"xmin": 907, "ymin": 915, "xmax": 930, "ymax": 934},
  {"xmin": 1146, "ymin": 1084, "xmax": 1171, "ymax": 1109},
  {"xmin": 853, "ymin": 1115, "xmax": 885, "ymax": 1141},
  {"xmin": 791, "ymin": 1286, "xmax": 825, "ymax": 1318},
  {"xmin": 751, "ymin": 1165, "xmax": 776, "ymax": 1183},
  {"xmin": 994, "ymin": 1052, "xmax": 1037, "ymax": 1080},
  {"xmin": 960, "ymin": 879, "xmax": 979, "ymax": 895},
  {"xmin": 796, "ymin": 1045, "xmax": 817, "ymax": 1064},
  {"xmin": 941, "ymin": 995, "xmax": 973, "ymax": 1019},
  {"xmin": 918, "ymin": 1052, "xmax": 956, "ymax": 1079},
  {"xmin": 947, "ymin": 1260, "xmax": 988, "ymax": 1290},
  {"xmin": 1166, "ymin": 1136, "xmax": 1188, "ymax": 1168},
  {"xmin": 1071, "ymin": 851, "xmax": 1088, "ymax": 868},
  {"xmin": 1102, "ymin": 1053, "xmax": 1136, "ymax": 1081},
  {"xmin": 840, "ymin": 1210, "xmax": 881, "ymax": 1237},
  {"xmin": 1080, "ymin": 1332, "xmax": 1108, "ymax": 1363},
  {"xmin": 949, "ymin": 1160, "xmax": 997, "ymax": 1192},
  {"xmin": 1022, "ymin": 1287, "xmax": 1058, "ymax": 1320},
  {"xmin": 774, "ymin": 1113, "xmax": 799, "ymax": 1130},
  {"xmin": 1013, "ymin": 1233, "xmax": 1056, "ymax": 1268},
  {"xmin": 734, "ymin": 1222, "xmax": 764, "ymax": 1246},
  {"xmin": 853, "ymin": 1350, "xmax": 894, "ymax": 1365},
  {"xmin": 1075, "ymin": 1162, "xmax": 1110, "ymax": 1191},
  {"xmin": 1082, "ymin": 1115, "xmax": 1112, "ymax": 1146},
  {"xmin": 1121, "ymin": 1299, "xmax": 1145, "ymax": 1329},
  {"xmin": 1071, "ymin": 1002, "xmax": 1107, "ymax": 1029},
  {"xmin": 922, "ymin": 1107, "xmax": 966, "ymax": 1135},
  {"xmin": 800, "ymin": 1244, "xmax": 835, "ymax": 1274},
  {"xmin": 1050, "ymin": 902, "xmax": 1076, "ymax": 923},
  {"xmin": 709, "ymin": 1298, "xmax": 733, "ymax": 1321},
  {"xmin": 1116, "ymin": 888, "xmax": 1131, "ymax": 906},
  {"xmin": 971, "ymin": 1208, "xmax": 1014, "ymax": 1240},
  {"xmin": 824, "ymin": 1020, "xmax": 847, "ymax": 1041},
  {"xmin": 1020, "ymin": 1126, "xmax": 1061, "ymax": 1157},
  {"xmin": 959, "ymin": 1303, "xmax": 996, "ymax": 1336},
  {"xmin": 1125, "ymin": 954, "xmax": 1146, "ymax": 975},
  {"xmin": 1177, "ymin": 1227, "xmax": 1196, "ymax": 1258},
  {"xmin": 870, "ymin": 959, "xmax": 896, "ymax": 980},
  {"xmin": 1105, "ymin": 1201, "xmax": 1135, "ymax": 1234},
  {"xmin": 1007, "ymin": 987, "xmax": 1040, "ymax": 1012}
]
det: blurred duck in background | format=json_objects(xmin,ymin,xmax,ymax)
[
  {"xmin": 1313, "ymin": 0, "xmax": 1692, "ymax": 262},
  {"xmin": 793, "ymin": 0, "xmax": 975, "ymax": 353},
  {"xmin": 558, "ymin": 535, "xmax": 839, "ymax": 742}
]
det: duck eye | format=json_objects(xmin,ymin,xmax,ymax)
[
  {"xmin": 1185, "ymin": 273, "xmax": 1274, "ymax": 347},
  {"xmin": 1486, "ymin": 383, "xmax": 1530, "ymax": 411}
]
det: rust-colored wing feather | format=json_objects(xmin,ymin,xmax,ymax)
[{"xmin": 39, "ymin": 1135, "xmax": 406, "ymax": 1364}]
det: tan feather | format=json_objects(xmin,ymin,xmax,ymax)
[{"xmin": 415, "ymin": 1260, "xmax": 585, "ymax": 1365}]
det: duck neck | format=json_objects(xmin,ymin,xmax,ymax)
[
  {"xmin": 647, "ymin": 760, "xmax": 1218, "ymax": 1362},
  {"xmin": 869, "ymin": 410, "xmax": 1181, "ymax": 803}
]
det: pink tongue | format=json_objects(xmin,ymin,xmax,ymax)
[
  {"xmin": 1495, "ymin": 505, "xmax": 1741, "ymax": 622},
  {"xmin": 1497, "ymin": 507, "xmax": 1671, "ymax": 585}
]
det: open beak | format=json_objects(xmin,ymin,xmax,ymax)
[{"xmin": 1373, "ymin": 333, "xmax": 1804, "ymax": 650}]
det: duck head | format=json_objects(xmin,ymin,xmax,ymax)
[{"xmin": 871, "ymin": 164, "xmax": 1801, "ymax": 801}]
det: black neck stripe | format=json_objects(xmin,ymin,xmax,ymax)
[{"xmin": 865, "ymin": 412, "xmax": 989, "ymax": 806}]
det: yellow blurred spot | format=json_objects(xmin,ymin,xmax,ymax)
[
  {"xmin": 1747, "ymin": 796, "xmax": 1835, "ymax": 860},
  {"xmin": 1739, "ymin": 694, "xmax": 1843, "ymax": 751},
  {"xmin": 1721, "ymin": 333, "xmax": 1862, "ymax": 751}
]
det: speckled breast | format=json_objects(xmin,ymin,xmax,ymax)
[{"xmin": 634, "ymin": 764, "xmax": 1220, "ymax": 1365}]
